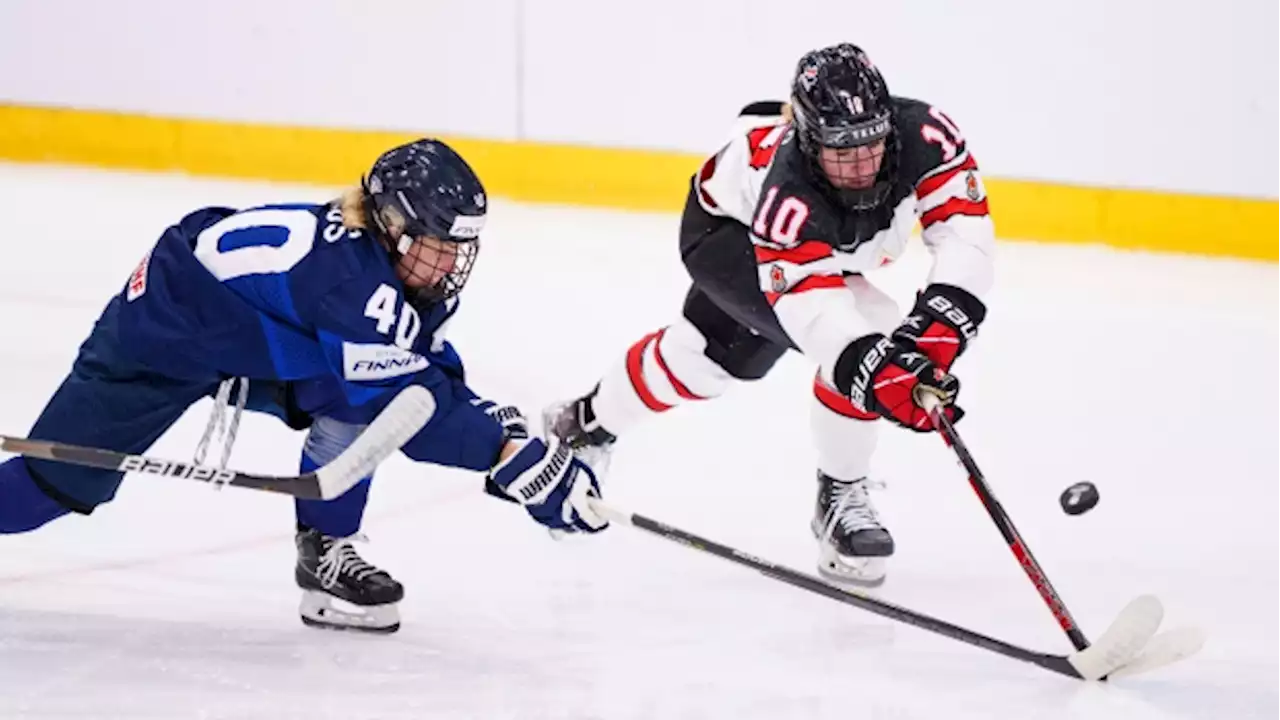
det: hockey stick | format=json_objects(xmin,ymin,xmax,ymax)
[
  {"xmin": 586, "ymin": 497, "xmax": 1165, "ymax": 680},
  {"xmin": 916, "ymin": 392, "xmax": 1090, "ymax": 650},
  {"xmin": 916, "ymin": 392, "xmax": 1205, "ymax": 677},
  {"xmin": 0, "ymin": 385, "xmax": 435, "ymax": 501}
]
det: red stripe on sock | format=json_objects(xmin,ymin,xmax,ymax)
[
  {"xmin": 651, "ymin": 328, "xmax": 707, "ymax": 401},
  {"xmin": 626, "ymin": 332, "xmax": 673, "ymax": 412}
]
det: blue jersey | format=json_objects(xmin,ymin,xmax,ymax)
[{"xmin": 112, "ymin": 202, "xmax": 503, "ymax": 470}]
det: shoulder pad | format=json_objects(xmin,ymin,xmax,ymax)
[{"xmin": 892, "ymin": 97, "xmax": 973, "ymax": 185}]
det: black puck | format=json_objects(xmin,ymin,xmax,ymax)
[{"xmin": 1059, "ymin": 482, "xmax": 1099, "ymax": 515}]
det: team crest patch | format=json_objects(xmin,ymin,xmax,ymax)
[
  {"xmin": 126, "ymin": 249, "xmax": 153, "ymax": 302},
  {"xmin": 965, "ymin": 171, "xmax": 982, "ymax": 201},
  {"xmin": 769, "ymin": 264, "xmax": 787, "ymax": 293}
]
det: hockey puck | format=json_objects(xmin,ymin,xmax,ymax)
[{"xmin": 1059, "ymin": 482, "xmax": 1099, "ymax": 516}]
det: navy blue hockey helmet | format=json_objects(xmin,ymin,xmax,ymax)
[
  {"xmin": 362, "ymin": 139, "xmax": 486, "ymax": 306},
  {"xmin": 790, "ymin": 43, "xmax": 898, "ymax": 211}
]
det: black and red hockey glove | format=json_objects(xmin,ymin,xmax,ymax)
[
  {"xmin": 892, "ymin": 284, "xmax": 986, "ymax": 372},
  {"xmin": 836, "ymin": 334, "xmax": 962, "ymax": 432}
]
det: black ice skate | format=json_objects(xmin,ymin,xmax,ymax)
[
  {"xmin": 811, "ymin": 472, "xmax": 894, "ymax": 587},
  {"xmin": 543, "ymin": 387, "xmax": 616, "ymax": 474},
  {"xmin": 295, "ymin": 527, "xmax": 404, "ymax": 633}
]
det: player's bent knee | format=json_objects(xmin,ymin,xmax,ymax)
[
  {"xmin": 680, "ymin": 289, "xmax": 789, "ymax": 382},
  {"xmin": 303, "ymin": 416, "xmax": 369, "ymax": 465},
  {"xmin": 706, "ymin": 336, "xmax": 787, "ymax": 381},
  {"xmin": 22, "ymin": 458, "xmax": 123, "ymax": 515},
  {"xmin": 0, "ymin": 458, "xmax": 72, "ymax": 532}
]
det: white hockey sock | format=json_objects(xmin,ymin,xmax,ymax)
[
  {"xmin": 592, "ymin": 319, "xmax": 733, "ymax": 437},
  {"xmin": 811, "ymin": 372, "xmax": 879, "ymax": 480}
]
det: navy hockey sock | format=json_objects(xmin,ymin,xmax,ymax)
[
  {"xmin": 294, "ymin": 450, "xmax": 371, "ymax": 538},
  {"xmin": 0, "ymin": 458, "xmax": 70, "ymax": 533}
]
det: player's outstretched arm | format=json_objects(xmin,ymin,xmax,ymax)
[{"xmin": 482, "ymin": 403, "xmax": 608, "ymax": 535}]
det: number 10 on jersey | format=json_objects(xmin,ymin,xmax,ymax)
[{"xmin": 751, "ymin": 187, "xmax": 810, "ymax": 246}]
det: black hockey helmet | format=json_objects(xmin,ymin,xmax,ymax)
[
  {"xmin": 362, "ymin": 139, "xmax": 486, "ymax": 308},
  {"xmin": 790, "ymin": 43, "xmax": 898, "ymax": 211}
]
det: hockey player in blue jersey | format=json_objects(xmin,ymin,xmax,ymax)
[{"xmin": 0, "ymin": 138, "xmax": 607, "ymax": 632}]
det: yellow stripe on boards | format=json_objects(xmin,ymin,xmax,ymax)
[{"xmin": 1, "ymin": 103, "xmax": 1274, "ymax": 261}]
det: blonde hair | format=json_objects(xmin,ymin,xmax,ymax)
[
  {"xmin": 781, "ymin": 102, "xmax": 794, "ymax": 124},
  {"xmin": 338, "ymin": 187, "xmax": 369, "ymax": 230}
]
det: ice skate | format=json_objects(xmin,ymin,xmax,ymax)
[
  {"xmin": 543, "ymin": 387, "xmax": 616, "ymax": 475},
  {"xmin": 811, "ymin": 472, "xmax": 894, "ymax": 587},
  {"xmin": 295, "ymin": 527, "xmax": 403, "ymax": 633}
]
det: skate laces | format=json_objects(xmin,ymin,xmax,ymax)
[
  {"xmin": 317, "ymin": 534, "xmax": 383, "ymax": 588},
  {"xmin": 829, "ymin": 478, "xmax": 886, "ymax": 534},
  {"xmin": 194, "ymin": 377, "xmax": 249, "ymax": 474}
]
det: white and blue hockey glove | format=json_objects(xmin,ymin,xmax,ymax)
[
  {"xmin": 473, "ymin": 399, "xmax": 530, "ymax": 442},
  {"xmin": 487, "ymin": 437, "xmax": 608, "ymax": 534}
]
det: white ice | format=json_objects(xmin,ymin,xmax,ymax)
[{"xmin": 0, "ymin": 162, "xmax": 1274, "ymax": 720}]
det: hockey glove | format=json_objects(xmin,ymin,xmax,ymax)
[
  {"xmin": 838, "ymin": 334, "xmax": 962, "ymax": 432},
  {"xmin": 891, "ymin": 284, "xmax": 986, "ymax": 372},
  {"xmin": 473, "ymin": 399, "xmax": 530, "ymax": 443},
  {"xmin": 488, "ymin": 437, "xmax": 608, "ymax": 534}
]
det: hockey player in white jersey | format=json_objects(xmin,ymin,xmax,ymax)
[{"xmin": 545, "ymin": 43, "xmax": 994, "ymax": 586}]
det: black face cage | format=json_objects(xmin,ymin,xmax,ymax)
[
  {"xmin": 794, "ymin": 108, "xmax": 900, "ymax": 213},
  {"xmin": 400, "ymin": 239, "xmax": 480, "ymax": 309},
  {"xmin": 834, "ymin": 131, "xmax": 899, "ymax": 213}
]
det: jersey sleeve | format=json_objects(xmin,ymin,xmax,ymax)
[
  {"xmin": 909, "ymin": 107, "xmax": 996, "ymax": 298},
  {"xmin": 694, "ymin": 109, "xmax": 789, "ymax": 225}
]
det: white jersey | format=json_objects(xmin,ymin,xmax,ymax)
[{"xmin": 691, "ymin": 97, "xmax": 996, "ymax": 385}]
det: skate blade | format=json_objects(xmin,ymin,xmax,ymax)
[
  {"xmin": 299, "ymin": 590, "xmax": 400, "ymax": 634},
  {"xmin": 817, "ymin": 549, "xmax": 887, "ymax": 588}
]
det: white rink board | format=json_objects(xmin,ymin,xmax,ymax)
[{"xmin": 1, "ymin": 0, "xmax": 1276, "ymax": 197}]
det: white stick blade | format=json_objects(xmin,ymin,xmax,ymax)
[
  {"xmin": 1106, "ymin": 626, "xmax": 1206, "ymax": 678},
  {"xmin": 314, "ymin": 385, "xmax": 436, "ymax": 499},
  {"xmin": 1067, "ymin": 594, "xmax": 1163, "ymax": 681},
  {"xmin": 586, "ymin": 498, "xmax": 633, "ymax": 527}
]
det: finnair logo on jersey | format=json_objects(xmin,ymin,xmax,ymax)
[
  {"xmin": 343, "ymin": 342, "xmax": 429, "ymax": 380},
  {"xmin": 449, "ymin": 213, "xmax": 486, "ymax": 239}
]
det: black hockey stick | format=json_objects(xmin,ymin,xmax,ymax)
[
  {"xmin": 0, "ymin": 385, "xmax": 435, "ymax": 501},
  {"xmin": 917, "ymin": 393, "xmax": 1089, "ymax": 651},
  {"xmin": 481, "ymin": 438, "xmax": 1179, "ymax": 677},
  {"xmin": 586, "ymin": 497, "xmax": 1163, "ymax": 680}
]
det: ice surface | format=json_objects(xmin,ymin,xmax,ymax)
[{"xmin": 0, "ymin": 162, "xmax": 1274, "ymax": 719}]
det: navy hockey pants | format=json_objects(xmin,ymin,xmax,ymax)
[{"xmin": 7, "ymin": 303, "xmax": 374, "ymax": 537}]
